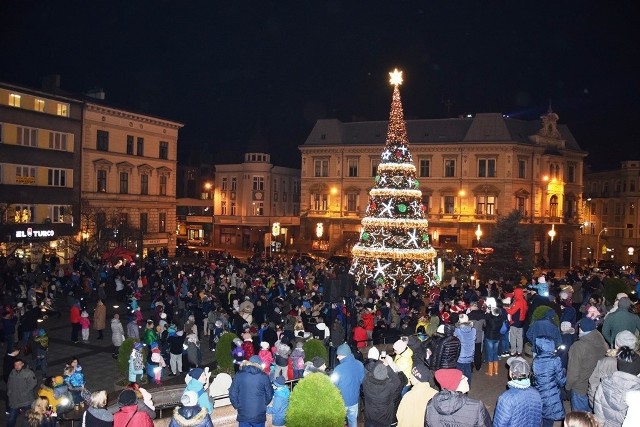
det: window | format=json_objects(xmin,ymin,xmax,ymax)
[
  {"xmin": 631, "ymin": 180, "xmax": 636, "ymax": 192},
  {"xmin": 313, "ymin": 193, "xmax": 329, "ymax": 211},
  {"xmin": 56, "ymin": 103, "xmax": 68, "ymax": 117},
  {"xmin": 550, "ymin": 195, "xmax": 558, "ymax": 217},
  {"xmin": 478, "ymin": 158, "xmax": 497, "ymax": 178},
  {"xmin": 422, "ymin": 194, "xmax": 431, "ymax": 212},
  {"xmin": 140, "ymin": 174, "xmax": 149, "ymax": 195},
  {"xmin": 518, "ymin": 159, "xmax": 526, "ymax": 179},
  {"xmin": 567, "ymin": 164, "xmax": 576, "ymax": 183},
  {"xmin": 231, "ymin": 177, "xmax": 237, "ymax": 191},
  {"xmin": 314, "ymin": 159, "xmax": 329, "ymax": 177},
  {"xmin": 48, "ymin": 132, "xmax": 68, "ymax": 151},
  {"xmin": 221, "ymin": 177, "xmax": 228, "ymax": 190},
  {"xmin": 159, "ymin": 141, "xmax": 168, "ymax": 159},
  {"xmin": 347, "ymin": 193, "xmax": 357, "ymax": 212},
  {"xmin": 273, "ymin": 179, "xmax": 278, "ymax": 193},
  {"xmin": 630, "ymin": 203, "xmax": 635, "ymax": 216},
  {"xmin": 254, "ymin": 202, "xmax": 264, "ymax": 216},
  {"xmin": 47, "ymin": 169, "xmax": 67, "ymax": 187},
  {"xmin": 16, "ymin": 166, "xmax": 36, "ymax": 184},
  {"xmin": 9, "ymin": 93, "xmax": 21, "ymax": 107},
  {"xmin": 347, "ymin": 158, "xmax": 358, "ymax": 177},
  {"xmin": 126, "ymin": 135, "xmax": 134, "ymax": 154},
  {"xmin": 119, "ymin": 172, "xmax": 129, "ymax": 194},
  {"xmin": 221, "ymin": 201, "xmax": 227, "ymax": 215},
  {"xmin": 615, "ymin": 181, "xmax": 622, "ymax": 193},
  {"xmin": 34, "ymin": 99, "xmax": 45, "ymax": 112},
  {"xmin": 252, "ymin": 176, "xmax": 264, "ymax": 191},
  {"xmin": 371, "ymin": 159, "xmax": 380, "ymax": 177},
  {"xmin": 230, "ymin": 202, "xmax": 237, "ymax": 216},
  {"xmin": 136, "ymin": 137, "xmax": 144, "ymax": 156},
  {"xmin": 444, "ymin": 159, "xmax": 456, "ymax": 177},
  {"xmin": 119, "ymin": 213, "xmax": 129, "ymax": 226},
  {"xmin": 49, "ymin": 205, "xmax": 68, "ymax": 223},
  {"xmin": 159, "ymin": 212, "xmax": 166, "ymax": 232},
  {"xmin": 444, "ymin": 195, "xmax": 455, "ymax": 214},
  {"xmin": 97, "ymin": 170, "xmax": 107, "ymax": 192},
  {"xmin": 476, "ymin": 195, "xmax": 496, "ymax": 215},
  {"xmin": 14, "ymin": 205, "xmax": 34, "ymax": 223},
  {"xmin": 97, "ymin": 130, "xmax": 109, "ymax": 151},
  {"xmin": 419, "ymin": 159, "xmax": 430, "ymax": 177},
  {"xmin": 17, "ymin": 127, "xmax": 38, "ymax": 147},
  {"xmin": 159, "ymin": 175, "xmax": 167, "ymax": 196},
  {"xmin": 517, "ymin": 196, "xmax": 526, "ymax": 215},
  {"xmin": 293, "ymin": 180, "xmax": 300, "ymax": 196},
  {"xmin": 140, "ymin": 213, "xmax": 148, "ymax": 233}
]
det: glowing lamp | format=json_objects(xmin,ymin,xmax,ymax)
[
  {"xmin": 316, "ymin": 223, "xmax": 324, "ymax": 239},
  {"xmin": 475, "ymin": 224, "xmax": 482, "ymax": 242},
  {"xmin": 272, "ymin": 222, "xmax": 281, "ymax": 237},
  {"xmin": 548, "ymin": 224, "xmax": 556, "ymax": 243}
]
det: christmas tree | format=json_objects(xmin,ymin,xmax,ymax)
[{"xmin": 350, "ymin": 69, "xmax": 437, "ymax": 288}]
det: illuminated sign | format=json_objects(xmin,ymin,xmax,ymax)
[{"xmin": 15, "ymin": 228, "xmax": 55, "ymax": 238}]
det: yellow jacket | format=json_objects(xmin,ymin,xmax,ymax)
[
  {"xmin": 394, "ymin": 347, "xmax": 414, "ymax": 385},
  {"xmin": 396, "ymin": 381, "xmax": 438, "ymax": 427}
]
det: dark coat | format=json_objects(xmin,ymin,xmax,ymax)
[
  {"xmin": 426, "ymin": 325, "xmax": 461, "ymax": 370},
  {"xmin": 229, "ymin": 362, "xmax": 274, "ymax": 423},
  {"xmin": 168, "ymin": 405, "xmax": 213, "ymax": 427},
  {"xmin": 493, "ymin": 385, "xmax": 542, "ymax": 427},
  {"xmin": 362, "ymin": 364, "xmax": 402, "ymax": 427},
  {"xmin": 533, "ymin": 337, "xmax": 566, "ymax": 420},
  {"xmin": 425, "ymin": 390, "xmax": 491, "ymax": 427},
  {"xmin": 526, "ymin": 309, "xmax": 562, "ymax": 348},
  {"xmin": 484, "ymin": 310, "xmax": 506, "ymax": 341}
]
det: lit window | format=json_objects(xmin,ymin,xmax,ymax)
[
  {"xmin": 221, "ymin": 201, "xmax": 227, "ymax": 215},
  {"xmin": 97, "ymin": 170, "xmax": 107, "ymax": 192},
  {"xmin": 477, "ymin": 195, "xmax": 496, "ymax": 215},
  {"xmin": 9, "ymin": 93, "xmax": 21, "ymax": 107},
  {"xmin": 254, "ymin": 202, "xmax": 264, "ymax": 216},
  {"xmin": 14, "ymin": 205, "xmax": 34, "ymax": 223},
  {"xmin": 348, "ymin": 158, "xmax": 358, "ymax": 177},
  {"xmin": 444, "ymin": 195, "xmax": 455, "ymax": 214},
  {"xmin": 34, "ymin": 99, "xmax": 45, "ymax": 112},
  {"xmin": 56, "ymin": 103, "xmax": 69, "ymax": 117},
  {"xmin": 159, "ymin": 212, "xmax": 166, "ymax": 232},
  {"xmin": 49, "ymin": 205, "xmax": 69, "ymax": 223},
  {"xmin": 16, "ymin": 166, "xmax": 36, "ymax": 184}
]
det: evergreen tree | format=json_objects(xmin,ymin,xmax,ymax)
[
  {"xmin": 478, "ymin": 210, "xmax": 533, "ymax": 281},
  {"xmin": 350, "ymin": 70, "xmax": 437, "ymax": 288}
]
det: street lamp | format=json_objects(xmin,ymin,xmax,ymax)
[
  {"xmin": 475, "ymin": 224, "xmax": 482, "ymax": 244},
  {"xmin": 457, "ymin": 189, "xmax": 465, "ymax": 245},
  {"xmin": 596, "ymin": 227, "xmax": 608, "ymax": 263},
  {"xmin": 548, "ymin": 223, "xmax": 556, "ymax": 243}
]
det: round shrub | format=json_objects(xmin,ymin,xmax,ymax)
[
  {"xmin": 286, "ymin": 373, "xmax": 345, "ymax": 427},
  {"xmin": 530, "ymin": 305, "xmax": 560, "ymax": 326},
  {"xmin": 603, "ymin": 277, "xmax": 633, "ymax": 305},
  {"xmin": 216, "ymin": 332, "xmax": 239, "ymax": 372},
  {"xmin": 302, "ymin": 338, "xmax": 328, "ymax": 363}
]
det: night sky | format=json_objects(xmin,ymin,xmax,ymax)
[{"xmin": 1, "ymin": 1, "xmax": 638, "ymax": 170}]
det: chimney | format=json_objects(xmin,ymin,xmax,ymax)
[
  {"xmin": 85, "ymin": 88, "xmax": 106, "ymax": 100},
  {"xmin": 41, "ymin": 74, "xmax": 61, "ymax": 92}
]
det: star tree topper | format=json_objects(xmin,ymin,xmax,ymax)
[{"xmin": 389, "ymin": 68, "xmax": 403, "ymax": 86}]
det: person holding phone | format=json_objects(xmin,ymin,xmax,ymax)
[{"xmin": 21, "ymin": 396, "xmax": 57, "ymax": 427}]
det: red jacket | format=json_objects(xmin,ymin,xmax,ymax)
[
  {"xmin": 69, "ymin": 305, "xmax": 81, "ymax": 324},
  {"xmin": 361, "ymin": 311, "xmax": 375, "ymax": 331},
  {"xmin": 505, "ymin": 288, "xmax": 528, "ymax": 326},
  {"xmin": 113, "ymin": 404, "xmax": 154, "ymax": 427},
  {"xmin": 352, "ymin": 326, "xmax": 368, "ymax": 348}
]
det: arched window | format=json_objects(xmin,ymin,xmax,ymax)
[{"xmin": 550, "ymin": 195, "xmax": 559, "ymax": 217}]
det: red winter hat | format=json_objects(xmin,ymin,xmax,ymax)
[{"xmin": 435, "ymin": 368, "xmax": 463, "ymax": 391}]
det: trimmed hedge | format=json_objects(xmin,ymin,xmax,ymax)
[
  {"xmin": 530, "ymin": 305, "xmax": 560, "ymax": 326},
  {"xmin": 302, "ymin": 338, "xmax": 328, "ymax": 363},
  {"xmin": 603, "ymin": 277, "xmax": 633, "ymax": 305},
  {"xmin": 216, "ymin": 332, "xmax": 239, "ymax": 372},
  {"xmin": 286, "ymin": 373, "xmax": 345, "ymax": 427}
]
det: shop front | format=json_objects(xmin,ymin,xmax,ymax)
[{"xmin": 0, "ymin": 223, "xmax": 76, "ymax": 269}]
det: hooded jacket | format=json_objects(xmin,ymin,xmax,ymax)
[
  {"xmin": 505, "ymin": 288, "xmax": 528, "ymax": 327},
  {"xmin": 111, "ymin": 318, "xmax": 125, "ymax": 347},
  {"xmin": 184, "ymin": 377, "xmax": 214, "ymax": 414},
  {"xmin": 113, "ymin": 404, "xmax": 154, "ymax": 427},
  {"xmin": 454, "ymin": 323, "xmax": 476, "ymax": 364},
  {"xmin": 425, "ymin": 390, "xmax": 491, "ymax": 427},
  {"xmin": 229, "ymin": 361, "xmax": 274, "ymax": 423},
  {"xmin": 266, "ymin": 383, "xmax": 290, "ymax": 426},
  {"xmin": 426, "ymin": 324, "xmax": 461, "ymax": 370},
  {"xmin": 594, "ymin": 370, "xmax": 640, "ymax": 427},
  {"xmin": 7, "ymin": 367, "xmax": 37, "ymax": 408},
  {"xmin": 533, "ymin": 336, "xmax": 566, "ymax": 420},
  {"xmin": 168, "ymin": 405, "xmax": 213, "ymax": 427},
  {"xmin": 588, "ymin": 349, "xmax": 618, "ymax": 407},
  {"xmin": 493, "ymin": 382, "xmax": 542, "ymax": 427},
  {"xmin": 602, "ymin": 299, "xmax": 640, "ymax": 346},
  {"xmin": 567, "ymin": 329, "xmax": 608, "ymax": 394},
  {"xmin": 526, "ymin": 309, "xmax": 562, "ymax": 348},
  {"xmin": 331, "ymin": 353, "xmax": 365, "ymax": 406},
  {"xmin": 396, "ymin": 381, "xmax": 438, "ymax": 427},
  {"xmin": 362, "ymin": 364, "xmax": 402, "ymax": 427}
]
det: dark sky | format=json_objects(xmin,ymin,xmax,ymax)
[{"xmin": 1, "ymin": 1, "xmax": 639, "ymax": 170}]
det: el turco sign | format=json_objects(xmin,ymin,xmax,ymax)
[{"xmin": 15, "ymin": 228, "xmax": 55, "ymax": 238}]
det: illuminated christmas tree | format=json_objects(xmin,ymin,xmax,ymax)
[{"xmin": 350, "ymin": 69, "xmax": 437, "ymax": 288}]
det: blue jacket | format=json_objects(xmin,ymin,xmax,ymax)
[
  {"xmin": 527, "ymin": 309, "xmax": 562, "ymax": 348},
  {"xmin": 185, "ymin": 378, "xmax": 214, "ymax": 414},
  {"xmin": 331, "ymin": 354, "xmax": 365, "ymax": 406},
  {"xmin": 533, "ymin": 337, "xmax": 566, "ymax": 421},
  {"xmin": 266, "ymin": 384, "xmax": 290, "ymax": 426},
  {"xmin": 229, "ymin": 363, "xmax": 274, "ymax": 423},
  {"xmin": 493, "ymin": 384, "xmax": 542, "ymax": 427},
  {"xmin": 454, "ymin": 324, "xmax": 476, "ymax": 364}
]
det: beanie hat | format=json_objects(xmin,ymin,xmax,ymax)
[
  {"xmin": 118, "ymin": 390, "xmax": 138, "ymax": 407},
  {"xmin": 336, "ymin": 343, "xmax": 351, "ymax": 357},
  {"xmin": 579, "ymin": 318, "xmax": 596, "ymax": 332},
  {"xmin": 373, "ymin": 363, "xmax": 388, "ymax": 380},
  {"xmin": 560, "ymin": 321, "xmax": 574, "ymax": 333},
  {"xmin": 506, "ymin": 356, "xmax": 531, "ymax": 379},
  {"xmin": 260, "ymin": 341, "xmax": 270, "ymax": 350},
  {"xmin": 215, "ymin": 320, "xmax": 223, "ymax": 328},
  {"xmin": 615, "ymin": 330, "xmax": 638, "ymax": 350},
  {"xmin": 436, "ymin": 324, "xmax": 446, "ymax": 335},
  {"xmin": 180, "ymin": 391, "xmax": 198, "ymax": 406},
  {"xmin": 434, "ymin": 368, "xmax": 463, "ymax": 391},
  {"xmin": 81, "ymin": 311, "xmax": 89, "ymax": 317},
  {"xmin": 367, "ymin": 346, "xmax": 380, "ymax": 360},
  {"xmin": 618, "ymin": 297, "xmax": 632, "ymax": 310},
  {"xmin": 616, "ymin": 293, "xmax": 629, "ymax": 300},
  {"xmin": 273, "ymin": 375, "xmax": 286, "ymax": 386},
  {"xmin": 134, "ymin": 342, "xmax": 144, "ymax": 351},
  {"xmin": 160, "ymin": 313, "xmax": 167, "ymax": 319},
  {"xmin": 188, "ymin": 368, "xmax": 204, "ymax": 380},
  {"xmin": 617, "ymin": 347, "xmax": 640, "ymax": 376},
  {"xmin": 393, "ymin": 339, "xmax": 407, "ymax": 354},
  {"xmin": 411, "ymin": 364, "xmax": 431, "ymax": 382},
  {"xmin": 233, "ymin": 338, "xmax": 242, "ymax": 346},
  {"xmin": 458, "ymin": 314, "xmax": 469, "ymax": 324},
  {"xmin": 249, "ymin": 355, "xmax": 263, "ymax": 365},
  {"xmin": 312, "ymin": 356, "xmax": 326, "ymax": 368}
]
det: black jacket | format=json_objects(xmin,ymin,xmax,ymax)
[
  {"xmin": 362, "ymin": 365, "xmax": 402, "ymax": 427},
  {"xmin": 425, "ymin": 390, "xmax": 492, "ymax": 427},
  {"xmin": 167, "ymin": 333, "xmax": 186, "ymax": 355},
  {"xmin": 426, "ymin": 325, "xmax": 461, "ymax": 370}
]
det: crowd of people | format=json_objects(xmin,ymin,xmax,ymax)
[{"xmin": 1, "ymin": 250, "xmax": 640, "ymax": 427}]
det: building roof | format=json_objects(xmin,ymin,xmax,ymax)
[{"xmin": 302, "ymin": 113, "xmax": 583, "ymax": 152}]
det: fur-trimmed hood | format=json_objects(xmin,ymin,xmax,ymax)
[{"xmin": 171, "ymin": 405, "xmax": 210, "ymax": 427}]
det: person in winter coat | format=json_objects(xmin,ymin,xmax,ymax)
[
  {"xmin": 392, "ymin": 339, "xmax": 413, "ymax": 390},
  {"xmin": 82, "ymin": 390, "xmax": 114, "ymax": 427},
  {"xmin": 331, "ymin": 343, "xmax": 365, "ymax": 427},
  {"xmin": 143, "ymin": 320, "xmax": 157, "ymax": 345},
  {"xmin": 396, "ymin": 363, "xmax": 438, "ymax": 427},
  {"xmin": 352, "ymin": 320, "xmax": 368, "ymax": 349},
  {"xmin": 426, "ymin": 324, "xmax": 461, "ymax": 372},
  {"xmin": 111, "ymin": 314, "xmax": 125, "ymax": 358},
  {"xmin": 169, "ymin": 390, "xmax": 213, "ymax": 427},
  {"xmin": 79, "ymin": 310, "xmax": 91, "ymax": 342},
  {"xmin": 273, "ymin": 340, "xmax": 291, "ymax": 380},
  {"xmin": 593, "ymin": 347, "xmax": 640, "ymax": 427},
  {"xmin": 231, "ymin": 338, "xmax": 245, "ymax": 373},
  {"xmin": 266, "ymin": 375, "xmax": 290, "ymax": 427},
  {"xmin": 533, "ymin": 336, "xmax": 567, "ymax": 427},
  {"xmin": 426, "ymin": 368, "xmax": 491, "ymax": 427},
  {"xmin": 362, "ymin": 361, "xmax": 402, "ymax": 427},
  {"xmin": 567, "ymin": 318, "xmax": 608, "ymax": 412},
  {"xmin": 290, "ymin": 341, "xmax": 305, "ymax": 379},
  {"xmin": 186, "ymin": 333, "xmax": 201, "ymax": 368},
  {"xmin": 167, "ymin": 330, "xmax": 186, "ymax": 376},
  {"xmin": 63, "ymin": 357, "xmax": 86, "ymax": 407},
  {"xmin": 229, "ymin": 356, "xmax": 274, "ymax": 426},
  {"xmin": 558, "ymin": 321, "xmax": 577, "ymax": 370},
  {"xmin": 70, "ymin": 301, "xmax": 81, "ymax": 343},
  {"xmin": 588, "ymin": 330, "xmax": 637, "ymax": 407},
  {"xmin": 602, "ymin": 297, "xmax": 640, "ymax": 348},
  {"xmin": 127, "ymin": 316, "xmax": 139, "ymax": 340},
  {"xmin": 624, "ymin": 390, "xmax": 640, "ymax": 427},
  {"xmin": 505, "ymin": 287, "xmax": 528, "ymax": 355},
  {"xmin": 454, "ymin": 314, "xmax": 476, "ymax": 384},
  {"xmin": 526, "ymin": 308, "xmax": 562, "ymax": 353},
  {"xmin": 113, "ymin": 389, "xmax": 154, "ymax": 427},
  {"xmin": 493, "ymin": 356, "xmax": 542, "ymax": 427},
  {"xmin": 128, "ymin": 342, "xmax": 145, "ymax": 382},
  {"xmin": 184, "ymin": 368, "xmax": 213, "ymax": 414},
  {"xmin": 241, "ymin": 335, "xmax": 255, "ymax": 361},
  {"xmin": 466, "ymin": 302, "xmax": 485, "ymax": 372},
  {"xmin": 361, "ymin": 307, "xmax": 375, "ymax": 340},
  {"xmin": 33, "ymin": 328, "xmax": 49, "ymax": 377},
  {"xmin": 7, "ymin": 358, "xmax": 38, "ymax": 427},
  {"xmin": 19, "ymin": 396, "xmax": 57, "ymax": 427},
  {"xmin": 258, "ymin": 341, "xmax": 274, "ymax": 375},
  {"xmin": 94, "ymin": 299, "xmax": 107, "ymax": 340},
  {"xmin": 483, "ymin": 307, "xmax": 505, "ymax": 376}
]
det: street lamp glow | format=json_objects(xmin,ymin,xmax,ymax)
[
  {"xmin": 204, "ymin": 182, "xmax": 212, "ymax": 190},
  {"xmin": 548, "ymin": 223, "xmax": 556, "ymax": 243},
  {"xmin": 315, "ymin": 223, "xmax": 324, "ymax": 239},
  {"xmin": 475, "ymin": 224, "xmax": 482, "ymax": 243},
  {"xmin": 330, "ymin": 186, "xmax": 338, "ymax": 196}
]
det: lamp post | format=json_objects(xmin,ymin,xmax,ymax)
[
  {"xmin": 458, "ymin": 189, "xmax": 465, "ymax": 246},
  {"xmin": 475, "ymin": 224, "xmax": 482, "ymax": 245},
  {"xmin": 596, "ymin": 227, "xmax": 608, "ymax": 263}
]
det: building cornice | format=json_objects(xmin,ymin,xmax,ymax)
[{"xmin": 85, "ymin": 103, "xmax": 183, "ymax": 129}]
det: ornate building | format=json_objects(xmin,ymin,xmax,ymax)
[{"xmin": 299, "ymin": 110, "xmax": 587, "ymax": 268}]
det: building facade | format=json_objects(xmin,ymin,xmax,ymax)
[
  {"xmin": 81, "ymin": 102, "xmax": 183, "ymax": 258},
  {"xmin": 299, "ymin": 111, "xmax": 587, "ymax": 268},
  {"xmin": 176, "ymin": 164, "xmax": 214, "ymax": 248},
  {"xmin": 0, "ymin": 82, "xmax": 82, "ymax": 265},
  {"xmin": 213, "ymin": 152, "xmax": 300, "ymax": 252},
  {"xmin": 582, "ymin": 160, "xmax": 640, "ymax": 265}
]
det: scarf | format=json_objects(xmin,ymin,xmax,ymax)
[{"xmin": 507, "ymin": 378, "xmax": 531, "ymax": 389}]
